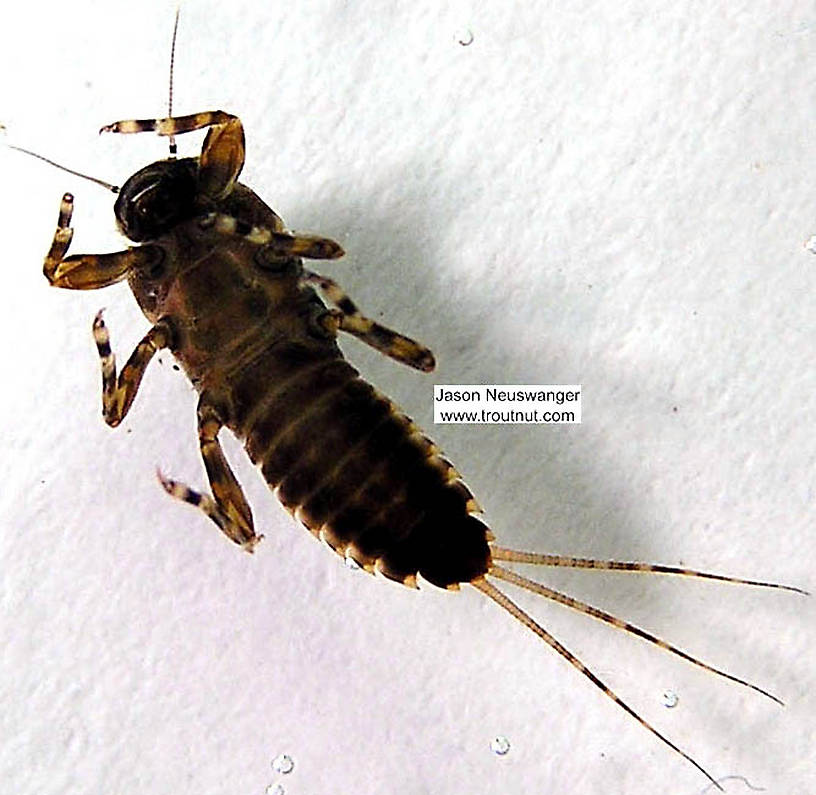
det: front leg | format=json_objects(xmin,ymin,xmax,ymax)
[
  {"xmin": 44, "ymin": 193, "xmax": 158, "ymax": 289},
  {"xmin": 158, "ymin": 400, "xmax": 261, "ymax": 552},
  {"xmin": 101, "ymin": 111, "xmax": 245, "ymax": 201}
]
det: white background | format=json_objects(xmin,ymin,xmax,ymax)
[{"xmin": 1, "ymin": 1, "xmax": 815, "ymax": 793}]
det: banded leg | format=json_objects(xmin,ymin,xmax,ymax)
[
  {"xmin": 93, "ymin": 311, "xmax": 173, "ymax": 427},
  {"xmin": 44, "ymin": 193, "xmax": 159, "ymax": 289},
  {"xmin": 101, "ymin": 111, "xmax": 245, "ymax": 201},
  {"xmin": 100, "ymin": 110, "xmax": 237, "ymax": 137},
  {"xmin": 302, "ymin": 270, "xmax": 436, "ymax": 372},
  {"xmin": 198, "ymin": 212, "xmax": 344, "ymax": 259},
  {"xmin": 158, "ymin": 401, "xmax": 260, "ymax": 552}
]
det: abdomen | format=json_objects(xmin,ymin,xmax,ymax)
[{"xmin": 228, "ymin": 339, "xmax": 491, "ymax": 588}]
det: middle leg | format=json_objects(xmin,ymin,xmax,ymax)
[{"xmin": 93, "ymin": 310, "xmax": 173, "ymax": 427}]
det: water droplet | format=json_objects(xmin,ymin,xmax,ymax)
[
  {"xmin": 271, "ymin": 753, "xmax": 294, "ymax": 775},
  {"xmin": 805, "ymin": 235, "xmax": 816, "ymax": 253},
  {"xmin": 490, "ymin": 735, "xmax": 510, "ymax": 755},
  {"xmin": 454, "ymin": 28, "xmax": 474, "ymax": 46},
  {"xmin": 265, "ymin": 785, "xmax": 284, "ymax": 795},
  {"xmin": 662, "ymin": 690, "xmax": 679, "ymax": 708}
]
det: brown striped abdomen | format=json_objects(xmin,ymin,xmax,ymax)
[{"xmin": 228, "ymin": 340, "xmax": 491, "ymax": 588}]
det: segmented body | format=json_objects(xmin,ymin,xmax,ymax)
[
  {"xmin": 37, "ymin": 106, "xmax": 799, "ymax": 789},
  {"xmin": 128, "ymin": 170, "xmax": 490, "ymax": 589}
]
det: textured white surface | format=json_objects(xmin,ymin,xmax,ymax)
[{"xmin": 1, "ymin": 2, "xmax": 815, "ymax": 794}]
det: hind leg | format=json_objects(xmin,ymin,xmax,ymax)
[
  {"xmin": 157, "ymin": 399, "xmax": 260, "ymax": 552},
  {"xmin": 302, "ymin": 270, "xmax": 436, "ymax": 372}
]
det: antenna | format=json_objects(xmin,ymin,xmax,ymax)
[
  {"xmin": 168, "ymin": 6, "xmax": 181, "ymax": 158},
  {"xmin": 7, "ymin": 143, "xmax": 119, "ymax": 193}
]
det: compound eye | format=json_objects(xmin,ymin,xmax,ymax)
[{"xmin": 138, "ymin": 182, "xmax": 177, "ymax": 225}]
